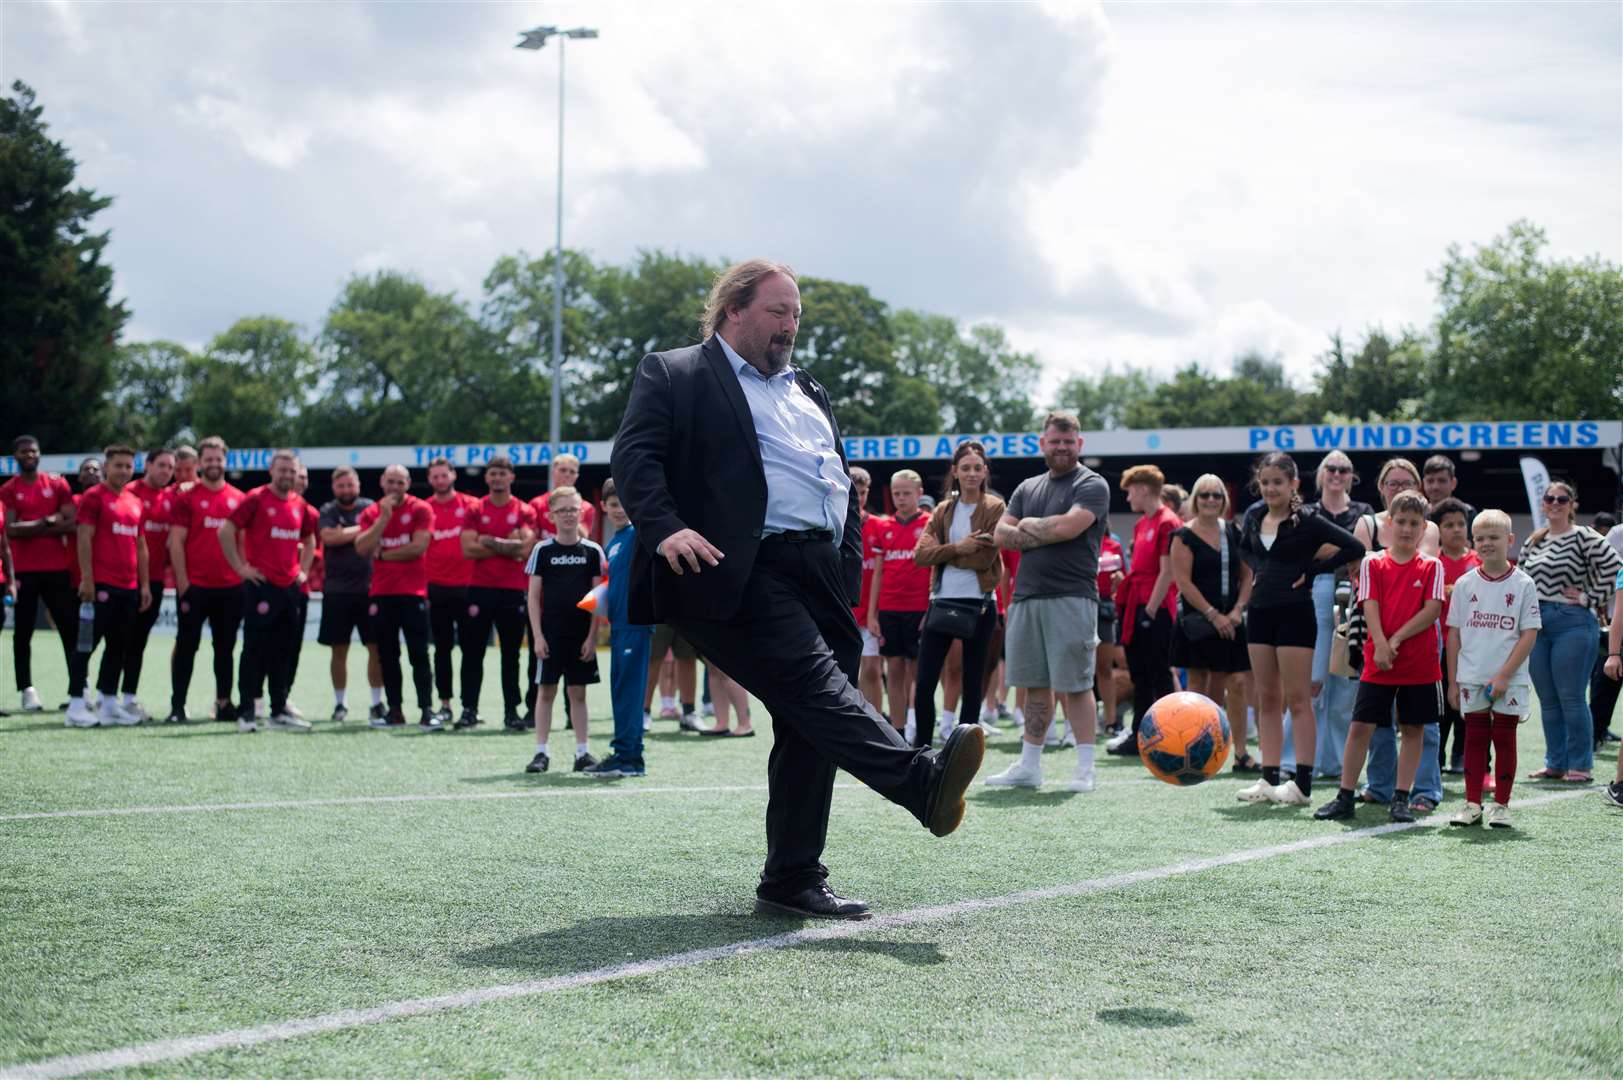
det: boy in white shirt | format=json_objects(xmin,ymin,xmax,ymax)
[{"xmin": 1445, "ymin": 509, "xmax": 1541, "ymax": 828}]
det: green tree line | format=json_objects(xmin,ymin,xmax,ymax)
[{"xmin": 7, "ymin": 81, "xmax": 1621, "ymax": 452}]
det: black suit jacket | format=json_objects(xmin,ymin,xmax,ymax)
[{"xmin": 610, "ymin": 337, "xmax": 862, "ymax": 624}]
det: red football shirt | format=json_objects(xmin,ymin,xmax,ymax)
[
  {"xmin": 76, "ymin": 483, "xmax": 145, "ymax": 590},
  {"xmin": 997, "ymin": 548, "xmax": 1021, "ymax": 616},
  {"xmin": 300, "ymin": 503, "xmax": 321, "ymax": 594},
  {"xmin": 1358, "ymin": 551, "xmax": 1445, "ymax": 685},
  {"xmin": 1124, "ymin": 507, "xmax": 1180, "ymax": 612},
  {"xmin": 229, "ymin": 486, "xmax": 315, "ymax": 588},
  {"xmin": 170, "ymin": 482, "xmax": 246, "ymax": 588},
  {"xmin": 531, "ymin": 491, "xmax": 598, "ymax": 541},
  {"xmin": 1097, "ymin": 534, "xmax": 1125, "ymax": 601},
  {"xmin": 359, "ymin": 495, "xmax": 431, "ymax": 597},
  {"xmin": 0, "ymin": 472, "xmax": 74, "ymax": 573},
  {"xmin": 854, "ymin": 512, "xmax": 890, "ymax": 622},
  {"xmin": 876, "ymin": 513, "xmax": 931, "ymax": 612},
  {"xmin": 468, "ymin": 495, "xmax": 536, "ymax": 591},
  {"xmin": 1438, "ymin": 549, "xmax": 1482, "ymax": 622},
  {"xmin": 131, "ymin": 479, "xmax": 171, "ymax": 584},
  {"xmin": 426, "ymin": 492, "xmax": 477, "ymax": 587}
]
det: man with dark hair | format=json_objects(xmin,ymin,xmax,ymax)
[
  {"xmin": 1, "ymin": 435, "xmax": 79, "ymax": 712},
  {"xmin": 119, "ymin": 447, "xmax": 176, "ymax": 721},
  {"xmin": 167, "ymin": 436, "xmax": 245, "ymax": 723},
  {"xmin": 460, "ymin": 456, "xmax": 537, "ymax": 729},
  {"xmin": 1422, "ymin": 455, "xmax": 1477, "ymax": 525},
  {"xmin": 612, "ymin": 258, "xmax": 984, "ymax": 920},
  {"xmin": 68, "ymin": 445, "xmax": 151, "ymax": 727},
  {"xmin": 425, "ymin": 456, "xmax": 478, "ymax": 727},
  {"xmin": 318, "ymin": 465, "xmax": 384, "ymax": 723}
]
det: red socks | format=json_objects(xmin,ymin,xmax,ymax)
[
  {"xmin": 1463, "ymin": 711, "xmax": 1517, "ymax": 806},
  {"xmin": 1489, "ymin": 714, "xmax": 1517, "ymax": 805}
]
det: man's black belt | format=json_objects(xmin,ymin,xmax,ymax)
[{"xmin": 762, "ymin": 528, "xmax": 834, "ymax": 543}]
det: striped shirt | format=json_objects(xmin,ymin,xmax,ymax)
[{"xmin": 1519, "ymin": 528, "xmax": 1622, "ymax": 612}]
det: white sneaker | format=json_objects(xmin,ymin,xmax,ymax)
[
  {"xmin": 1485, "ymin": 802, "xmax": 1512, "ymax": 828},
  {"xmin": 1450, "ymin": 802, "xmax": 1483, "ymax": 827},
  {"xmin": 1065, "ymin": 766, "xmax": 1096, "ymax": 793},
  {"xmin": 984, "ymin": 761, "xmax": 1043, "ymax": 788},
  {"xmin": 1105, "ymin": 727, "xmax": 1135, "ymax": 753},
  {"xmin": 701, "ymin": 701, "xmax": 715, "ymax": 719},
  {"xmin": 642, "ymin": 711, "xmax": 653, "ymax": 732},
  {"xmin": 20, "ymin": 686, "xmax": 44, "ymax": 712},
  {"xmin": 237, "ymin": 716, "xmax": 258, "ymax": 733},
  {"xmin": 937, "ymin": 715, "xmax": 955, "ymax": 743},
  {"xmin": 1044, "ymin": 717, "xmax": 1063, "ymax": 747},
  {"xmin": 120, "ymin": 700, "xmax": 151, "ymax": 723},
  {"xmin": 101, "ymin": 701, "xmax": 143, "ymax": 727},
  {"xmin": 1060, "ymin": 728, "xmax": 1078, "ymax": 749},
  {"xmin": 65, "ymin": 700, "xmax": 100, "ymax": 727},
  {"xmin": 978, "ymin": 720, "xmax": 999, "ymax": 737},
  {"xmin": 282, "ymin": 703, "xmax": 305, "ymax": 720},
  {"xmin": 1236, "ymin": 778, "xmax": 1275, "ymax": 803},
  {"xmin": 267, "ymin": 712, "xmax": 313, "ymax": 733},
  {"xmin": 979, "ymin": 706, "xmax": 996, "ymax": 724},
  {"xmin": 1269, "ymin": 780, "xmax": 1310, "ymax": 806},
  {"xmin": 903, "ymin": 718, "xmax": 917, "ymax": 745}
]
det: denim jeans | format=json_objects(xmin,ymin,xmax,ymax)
[
  {"xmin": 1362, "ymin": 720, "xmax": 1442, "ymax": 803},
  {"xmin": 1311, "ymin": 574, "xmax": 1355, "ymax": 777},
  {"xmin": 1530, "ymin": 600, "xmax": 1600, "ymax": 774}
]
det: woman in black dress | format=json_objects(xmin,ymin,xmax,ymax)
[{"xmin": 1170, "ymin": 473, "xmax": 1256, "ymax": 769}]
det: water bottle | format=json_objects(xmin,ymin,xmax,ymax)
[{"xmin": 76, "ymin": 602, "xmax": 96, "ymax": 653}]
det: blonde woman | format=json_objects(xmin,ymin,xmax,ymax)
[
  {"xmin": 1306, "ymin": 451, "xmax": 1375, "ymax": 779},
  {"xmin": 1169, "ymin": 474, "xmax": 1254, "ymax": 768}
]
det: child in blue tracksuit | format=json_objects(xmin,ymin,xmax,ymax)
[{"xmin": 585, "ymin": 480, "xmax": 652, "ymax": 777}]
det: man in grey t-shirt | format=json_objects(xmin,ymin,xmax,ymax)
[
  {"xmin": 316, "ymin": 466, "xmax": 383, "ymax": 723},
  {"xmin": 986, "ymin": 410, "xmax": 1111, "ymax": 793}
]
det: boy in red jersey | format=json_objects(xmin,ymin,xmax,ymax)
[
  {"xmin": 117, "ymin": 447, "xmax": 175, "ymax": 722},
  {"xmin": 1315, "ymin": 491, "xmax": 1445, "ymax": 823},
  {"xmin": 459, "ymin": 457, "xmax": 537, "ymax": 729},
  {"xmin": 867, "ymin": 469, "xmax": 930, "ymax": 735},
  {"xmin": 357, "ymin": 465, "xmax": 438, "ymax": 731},
  {"xmin": 1432, "ymin": 497, "xmax": 1481, "ymax": 775},
  {"xmin": 66, "ymin": 445, "xmax": 151, "ymax": 728},
  {"xmin": 1, "ymin": 435, "xmax": 80, "ymax": 712},
  {"xmin": 849, "ymin": 467, "xmax": 888, "ymax": 711},
  {"xmin": 220, "ymin": 450, "xmax": 316, "ymax": 733},
  {"xmin": 424, "ymin": 457, "xmax": 479, "ymax": 727},
  {"xmin": 167, "ymin": 436, "xmax": 247, "ymax": 724}
]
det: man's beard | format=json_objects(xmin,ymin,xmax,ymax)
[
  {"xmin": 1045, "ymin": 451, "xmax": 1076, "ymax": 472},
  {"xmin": 760, "ymin": 333, "xmax": 794, "ymax": 374},
  {"xmin": 203, "ymin": 467, "xmax": 224, "ymax": 483}
]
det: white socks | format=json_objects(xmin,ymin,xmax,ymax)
[
  {"xmin": 1075, "ymin": 744, "xmax": 1095, "ymax": 773},
  {"xmin": 1020, "ymin": 739, "xmax": 1043, "ymax": 771},
  {"xmin": 575, "ymin": 741, "xmax": 590, "ymax": 759},
  {"xmin": 661, "ymin": 695, "xmax": 675, "ymax": 711},
  {"xmin": 122, "ymin": 692, "xmax": 137, "ymax": 707},
  {"xmin": 907, "ymin": 707, "xmax": 916, "ymax": 724},
  {"xmin": 334, "ymin": 689, "xmax": 347, "ymax": 707},
  {"xmin": 1013, "ymin": 707, "xmax": 1025, "ymax": 725},
  {"xmin": 371, "ymin": 686, "xmax": 385, "ymax": 707},
  {"xmin": 942, "ymin": 710, "xmax": 956, "ymax": 727}
]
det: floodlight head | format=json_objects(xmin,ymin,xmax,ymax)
[
  {"xmin": 565, "ymin": 28, "xmax": 599, "ymax": 39},
  {"xmin": 515, "ymin": 26, "xmax": 558, "ymax": 50}
]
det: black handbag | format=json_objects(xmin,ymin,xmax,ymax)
[
  {"xmin": 1177, "ymin": 523, "xmax": 1230, "ymax": 645},
  {"xmin": 923, "ymin": 596, "xmax": 990, "ymax": 640}
]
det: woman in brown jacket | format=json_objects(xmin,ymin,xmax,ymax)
[{"xmin": 911, "ymin": 441, "xmax": 1006, "ymax": 748}]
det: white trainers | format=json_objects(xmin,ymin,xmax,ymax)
[
  {"xmin": 1065, "ymin": 766, "xmax": 1096, "ymax": 793},
  {"xmin": 237, "ymin": 716, "xmax": 258, "ymax": 733},
  {"xmin": 1485, "ymin": 802, "xmax": 1512, "ymax": 828},
  {"xmin": 1236, "ymin": 777, "xmax": 1275, "ymax": 803},
  {"xmin": 1269, "ymin": 780, "xmax": 1310, "ymax": 806},
  {"xmin": 282, "ymin": 703, "xmax": 305, "ymax": 721},
  {"xmin": 642, "ymin": 711, "xmax": 653, "ymax": 732},
  {"xmin": 984, "ymin": 761, "xmax": 1044, "ymax": 788},
  {"xmin": 267, "ymin": 712, "xmax": 313, "ymax": 733},
  {"xmin": 701, "ymin": 701, "xmax": 715, "ymax": 720},
  {"xmin": 978, "ymin": 720, "xmax": 999, "ymax": 737},
  {"xmin": 65, "ymin": 700, "xmax": 100, "ymax": 728},
  {"xmin": 1450, "ymin": 802, "xmax": 1483, "ymax": 827},
  {"xmin": 120, "ymin": 700, "xmax": 151, "ymax": 724},
  {"xmin": 20, "ymin": 686, "xmax": 44, "ymax": 712},
  {"xmin": 903, "ymin": 718, "xmax": 917, "ymax": 745},
  {"xmin": 100, "ymin": 700, "xmax": 143, "ymax": 726},
  {"xmin": 1044, "ymin": 717, "xmax": 1064, "ymax": 747},
  {"xmin": 1060, "ymin": 727, "xmax": 1078, "ymax": 749},
  {"xmin": 937, "ymin": 715, "xmax": 955, "ymax": 744},
  {"xmin": 979, "ymin": 706, "xmax": 996, "ymax": 724},
  {"xmin": 1105, "ymin": 727, "xmax": 1135, "ymax": 753}
]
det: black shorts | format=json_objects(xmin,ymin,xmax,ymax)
[
  {"xmin": 651, "ymin": 623, "xmax": 698, "ymax": 661},
  {"xmin": 1244, "ymin": 603, "xmax": 1317, "ymax": 649},
  {"xmin": 878, "ymin": 610, "xmax": 925, "ymax": 660},
  {"xmin": 318, "ymin": 592, "xmax": 375, "ymax": 646},
  {"xmin": 1097, "ymin": 599, "xmax": 1119, "ymax": 647},
  {"xmin": 539, "ymin": 613, "xmax": 601, "ymax": 686},
  {"xmin": 1353, "ymin": 680, "xmax": 1443, "ymax": 729}
]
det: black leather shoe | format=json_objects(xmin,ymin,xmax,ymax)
[
  {"xmin": 925, "ymin": 722, "xmax": 985, "ymax": 837},
  {"xmin": 754, "ymin": 884, "xmax": 872, "ymax": 921}
]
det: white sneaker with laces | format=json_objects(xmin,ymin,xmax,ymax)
[
  {"xmin": 120, "ymin": 700, "xmax": 151, "ymax": 723},
  {"xmin": 1105, "ymin": 727, "xmax": 1135, "ymax": 753},
  {"xmin": 101, "ymin": 701, "xmax": 142, "ymax": 726},
  {"xmin": 1065, "ymin": 766, "xmax": 1096, "ymax": 793},
  {"xmin": 267, "ymin": 712, "xmax": 313, "ymax": 733},
  {"xmin": 978, "ymin": 720, "xmax": 999, "ymax": 736},
  {"xmin": 1449, "ymin": 802, "xmax": 1483, "ymax": 827},
  {"xmin": 1236, "ymin": 777, "xmax": 1276, "ymax": 803},
  {"xmin": 1060, "ymin": 728, "xmax": 1078, "ymax": 749},
  {"xmin": 21, "ymin": 687, "xmax": 44, "ymax": 712},
  {"xmin": 937, "ymin": 715, "xmax": 955, "ymax": 743},
  {"xmin": 984, "ymin": 761, "xmax": 1043, "ymax": 788},
  {"xmin": 1268, "ymin": 780, "xmax": 1310, "ymax": 806},
  {"xmin": 237, "ymin": 716, "xmax": 258, "ymax": 733},
  {"xmin": 282, "ymin": 703, "xmax": 305, "ymax": 720},
  {"xmin": 65, "ymin": 700, "xmax": 100, "ymax": 727},
  {"xmin": 1485, "ymin": 802, "xmax": 1512, "ymax": 828},
  {"xmin": 979, "ymin": 706, "xmax": 996, "ymax": 724}
]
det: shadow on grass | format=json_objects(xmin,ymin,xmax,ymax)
[
  {"xmin": 459, "ymin": 771, "xmax": 564, "ymax": 786},
  {"xmin": 1451, "ymin": 826, "xmax": 1533, "ymax": 844},
  {"xmin": 1097, "ymin": 1006, "xmax": 1194, "ymax": 1028},
  {"xmin": 967, "ymin": 788, "xmax": 1078, "ymax": 808},
  {"xmin": 457, "ymin": 915, "xmax": 942, "ymax": 976}
]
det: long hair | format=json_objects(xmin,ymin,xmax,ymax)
[
  {"xmin": 1524, "ymin": 480, "xmax": 1579, "ymax": 550},
  {"xmin": 701, "ymin": 259, "xmax": 796, "ymax": 340},
  {"xmin": 941, "ymin": 441, "xmax": 989, "ymax": 500},
  {"xmin": 1251, "ymin": 451, "xmax": 1303, "ymax": 520}
]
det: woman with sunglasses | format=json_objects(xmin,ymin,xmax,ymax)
[
  {"xmin": 1521, "ymin": 481, "xmax": 1622, "ymax": 783},
  {"xmin": 1351, "ymin": 458, "xmax": 1444, "ymax": 810},
  {"xmin": 1306, "ymin": 452, "xmax": 1375, "ymax": 781}
]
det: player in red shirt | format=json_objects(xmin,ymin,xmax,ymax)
[
  {"xmin": 849, "ymin": 468, "xmax": 887, "ymax": 711},
  {"xmin": 357, "ymin": 464, "xmax": 438, "ymax": 731},
  {"xmin": 172, "ymin": 445, "xmax": 198, "ymax": 489},
  {"xmin": 67, "ymin": 445, "xmax": 152, "ymax": 728},
  {"xmin": 1, "ymin": 435, "xmax": 81, "ymax": 712},
  {"xmin": 166, "ymin": 436, "xmax": 247, "ymax": 724},
  {"xmin": 866, "ymin": 469, "xmax": 931, "ymax": 734},
  {"xmin": 1112, "ymin": 464, "xmax": 1180, "ymax": 757},
  {"xmin": 1431, "ymin": 497, "xmax": 1481, "ymax": 775},
  {"xmin": 424, "ymin": 456, "xmax": 478, "ymax": 727},
  {"xmin": 67, "ymin": 458, "xmax": 102, "ymax": 594},
  {"xmin": 115, "ymin": 446, "xmax": 176, "ymax": 721},
  {"xmin": 527, "ymin": 454, "xmax": 599, "ymax": 712},
  {"xmin": 220, "ymin": 450, "xmax": 316, "ymax": 733},
  {"xmin": 459, "ymin": 456, "xmax": 538, "ymax": 729},
  {"xmin": 1316, "ymin": 491, "xmax": 1445, "ymax": 823}
]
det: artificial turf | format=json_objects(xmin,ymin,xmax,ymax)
[{"xmin": 2, "ymin": 640, "xmax": 1619, "ymax": 1078}]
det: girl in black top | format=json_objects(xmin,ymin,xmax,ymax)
[{"xmin": 1236, "ymin": 453, "xmax": 1364, "ymax": 808}]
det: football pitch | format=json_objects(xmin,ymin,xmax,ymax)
[{"xmin": 3, "ymin": 643, "xmax": 1619, "ymax": 1078}]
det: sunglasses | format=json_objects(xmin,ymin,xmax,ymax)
[
  {"xmin": 1323, "ymin": 465, "xmax": 1353, "ymax": 475},
  {"xmin": 1196, "ymin": 491, "xmax": 1226, "ymax": 501},
  {"xmin": 1542, "ymin": 494, "xmax": 1572, "ymax": 505}
]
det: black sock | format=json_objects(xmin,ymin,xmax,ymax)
[
  {"xmin": 681, "ymin": 702, "xmax": 695, "ymax": 715},
  {"xmin": 1294, "ymin": 764, "xmax": 1313, "ymax": 797},
  {"xmin": 1394, "ymin": 788, "xmax": 1410, "ymax": 804},
  {"xmin": 1338, "ymin": 786, "xmax": 1355, "ymax": 802},
  {"xmin": 1262, "ymin": 765, "xmax": 1281, "ymax": 786}
]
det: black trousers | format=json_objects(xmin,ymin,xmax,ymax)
[
  {"xmin": 172, "ymin": 585, "xmax": 244, "ymax": 709},
  {"xmin": 1126, "ymin": 607, "xmax": 1174, "ymax": 731},
  {"xmin": 286, "ymin": 591, "xmax": 309, "ymax": 690},
  {"xmin": 1592, "ymin": 638, "xmax": 1620, "ymax": 743},
  {"xmin": 461, "ymin": 586, "xmax": 527, "ymax": 713},
  {"xmin": 912, "ymin": 603, "xmax": 998, "ymax": 748},
  {"xmin": 674, "ymin": 537, "xmax": 938, "ymax": 898},
  {"xmin": 12, "ymin": 570, "xmax": 78, "ymax": 690},
  {"xmin": 374, "ymin": 594, "xmax": 432, "ymax": 713},
  {"xmin": 122, "ymin": 593, "xmax": 164, "ymax": 695},
  {"xmin": 69, "ymin": 585, "xmax": 141, "ymax": 698},
  {"xmin": 239, "ymin": 581, "xmax": 301, "ymax": 715},
  {"xmin": 427, "ymin": 583, "xmax": 468, "ymax": 703}
]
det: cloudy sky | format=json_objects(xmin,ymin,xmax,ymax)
[{"xmin": 9, "ymin": 0, "xmax": 1620, "ymax": 393}]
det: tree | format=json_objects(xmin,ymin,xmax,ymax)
[
  {"xmin": 1428, "ymin": 220, "xmax": 1623, "ymax": 420},
  {"xmin": 1123, "ymin": 353, "xmax": 1317, "ymax": 429},
  {"xmin": 1311, "ymin": 328, "xmax": 1430, "ymax": 422},
  {"xmin": 479, "ymin": 249, "xmax": 603, "ymax": 439},
  {"xmin": 795, "ymin": 277, "xmax": 938, "ymax": 435},
  {"xmin": 183, "ymin": 318, "xmax": 317, "ymax": 447},
  {"xmin": 1049, "ymin": 366, "xmax": 1162, "ymax": 430},
  {"xmin": 1, "ymin": 81, "xmax": 128, "ymax": 448},
  {"xmin": 892, "ymin": 311, "xmax": 1041, "ymax": 432},
  {"xmin": 107, "ymin": 340, "xmax": 197, "ymax": 448}
]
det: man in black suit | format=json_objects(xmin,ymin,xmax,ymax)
[{"xmin": 611, "ymin": 259, "xmax": 985, "ymax": 920}]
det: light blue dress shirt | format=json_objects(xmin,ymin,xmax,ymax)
[{"xmin": 716, "ymin": 333, "xmax": 851, "ymax": 545}]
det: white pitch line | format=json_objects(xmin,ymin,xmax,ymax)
[{"xmin": 0, "ymin": 785, "xmax": 1598, "ymax": 1080}]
